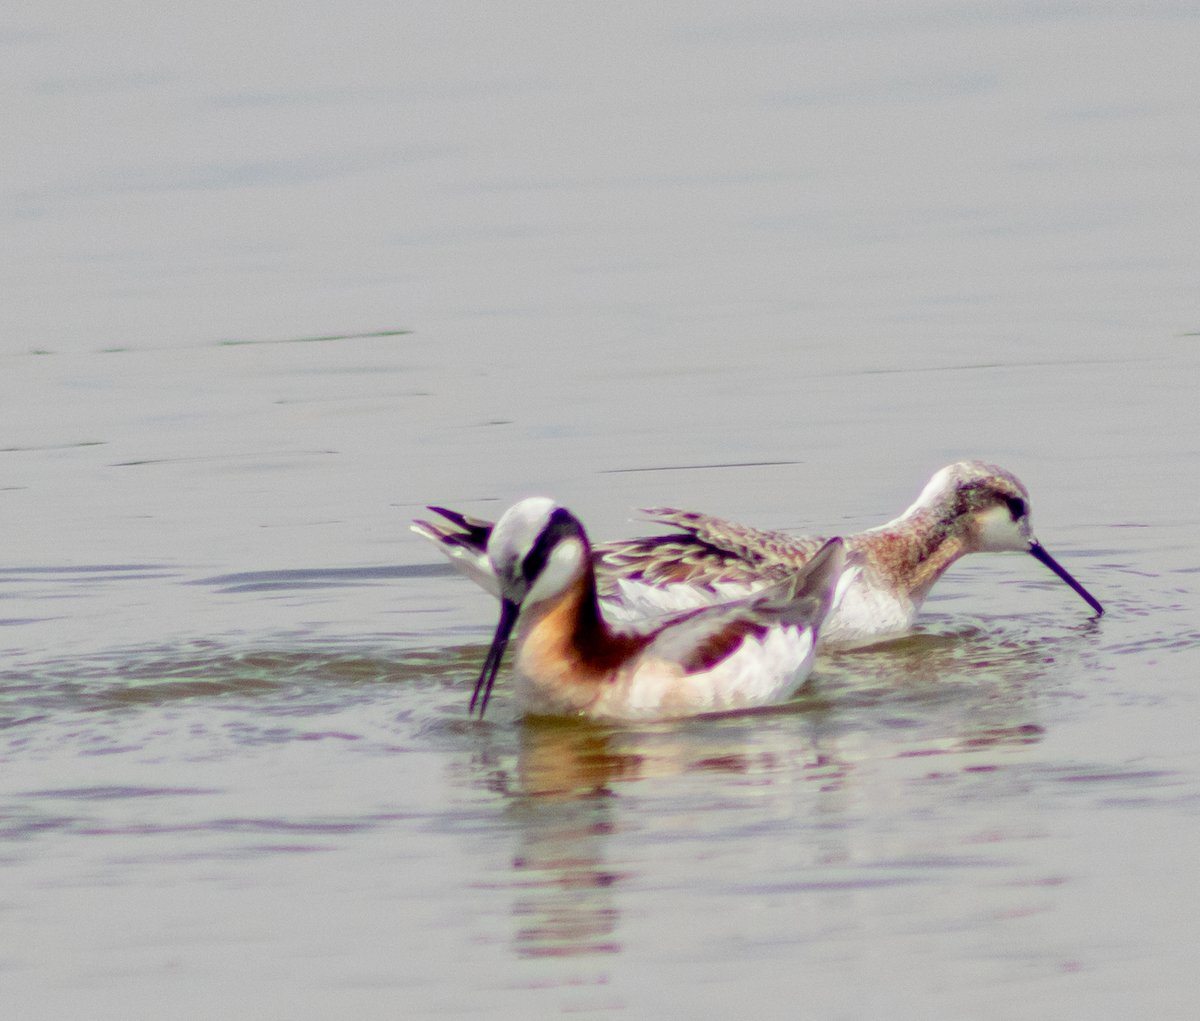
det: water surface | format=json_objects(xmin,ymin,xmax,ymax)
[{"xmin": 3, "ymin": 2, "xmax": 1200, "ymax": 1017}]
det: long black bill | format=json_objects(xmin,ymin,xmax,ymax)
[
  {"xmin": 470, "ymin": 598, "xmax": 521, "ymax": 718},
  {"xmin": 1028, "ymin": 541, "xmax": 1104, "ymax": 616}
]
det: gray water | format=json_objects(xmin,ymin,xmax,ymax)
[{"xmin": 3, "ymin": 3, "xmax": 1200, "ymax": 1017}]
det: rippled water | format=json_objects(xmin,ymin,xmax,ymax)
[{"xmin": 4, "ymin": 2, "xmax": 1200, "ymax": 1018}]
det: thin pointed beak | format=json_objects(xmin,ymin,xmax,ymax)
[
  {"xmin": 471, "ymin": 598, "xmax": 521, "ymax": 718},
  {"xmin": 1028, "ymin": 541, "xmax": 1104, "ymax": 616}
]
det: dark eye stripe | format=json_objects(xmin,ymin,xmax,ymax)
[
  {"xmin": 1006, "ymin": 497, "xmax": 1026, "ymax": 521},
  {"xmin": 522, "ymin": 507, "xmax": 585, "ymax": 582}
]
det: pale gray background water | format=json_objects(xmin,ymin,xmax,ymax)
[{"xmin": 3, "ymin": 2, "xmax": 1199, "ymax": 1018}]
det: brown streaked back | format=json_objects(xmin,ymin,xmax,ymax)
[{"xmin": 594, "ymin": 507, "xmax": 831, "ymax": 597}]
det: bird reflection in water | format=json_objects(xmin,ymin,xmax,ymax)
[
  {"xmin": 505, "ymin": 720, "xmax": 640, "ymax": 959},
  {"xmin": 459, "ymin": 622, "xmax": 1061, "ymax": 964}
]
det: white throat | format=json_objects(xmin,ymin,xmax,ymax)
[
  {"xmin": 525, "ymin": 538, "xmax": 587, "ymax": 605},
  {"xmin": 974, "ymin": 504, "xmax": 1030, "ymax": 552}
]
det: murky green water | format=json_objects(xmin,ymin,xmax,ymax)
[{"xmin": 4, "ymin": 2, "xmax": 1200, "ymax": 1017}]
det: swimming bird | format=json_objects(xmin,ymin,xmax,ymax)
[
  {"xmin": 413, "ymin": 461, "xmax": 1102, "ymax": 650},
  {"xmin": 601, "ymin": 460, "xmax": 1103, "ymax": 646},
  {"xmin": 418, "ymin": 497, "xmax": 844, "ymax": 721}
]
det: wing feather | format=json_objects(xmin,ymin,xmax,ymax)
[
  {"xmin": 595, "ymin": 507, "xmax": 831, "ymax": 599},
  {"xmin": 642, "ymin": 538, "xmax": 845, "ymax": 674}
]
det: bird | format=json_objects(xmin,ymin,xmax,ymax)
[
  {"xmin": 415, "ymin": 497, "xmax": 845, "ymax": 721},
  {"xmin": 595, "ymin": 460, "xmax": 1103, "ymax": 646},
  {"xmin": 412, "ymin": 461, "xmax": 1102, "ymax": 651}
]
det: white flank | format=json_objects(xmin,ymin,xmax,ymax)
[{"xmin": 818, "ymin": 569, "xmax": 914, "ymax": 648}]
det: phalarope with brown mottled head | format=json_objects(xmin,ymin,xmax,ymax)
[
  {"xmin": 603, "ymin": 461, "xmax": 1101, "ymax": 646},
  {"xmin": 419, "ymin": 497, "xmax": 844, "ymax": 721},
  {"xmin": 413, "ymin": 461, "xmax": 1102, "ymax": 652}
]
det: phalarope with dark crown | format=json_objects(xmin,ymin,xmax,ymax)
[
  {"xmin": 413, "ymin": 461, "xmax": 1102, "ymax": 652},
  {"xmin": 416, "ymin": 497, "xmax": 844, "ymax": 721}
]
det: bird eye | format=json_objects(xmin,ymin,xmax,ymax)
[{"xmin": 1005, "ymin": 497, "xmax": 1026, "ymax": 521}]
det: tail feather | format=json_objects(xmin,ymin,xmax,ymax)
[
  {"xmin": 426, "ymin": 506, "xmax": 493, "ymax": 549},
  {"xmin": 411, "ymin": 507, "xmax": 501, "ymax": 598}
]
